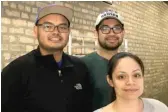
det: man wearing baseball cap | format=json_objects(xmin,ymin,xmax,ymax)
[
  {"xmin": 2, "ymin": 4, "xmax": 92, "ymax": 112},
  {"xmin": 81, "ymin": 9, "xmax": 125, "ymax": 111}
]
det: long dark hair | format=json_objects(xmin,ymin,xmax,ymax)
[{"xmin": 107, "ymin": 52, "xmax": 144, "ymax": 101}]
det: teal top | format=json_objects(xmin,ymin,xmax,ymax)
[{"xmin": 81, "ymin": 52, "xmax": 114, "ymax": 111}]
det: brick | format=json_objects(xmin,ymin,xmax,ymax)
[
  {"xmin": 85, "ymin": 15, "xmax": 92, "ymax": 20},
  {"xmin": 82, "ymin": 9, "xmax": 88, "ymax": 13},
  {"xmin": 91, "ymin": 22, "xmax": 94, "ymax": 26},
  {"xmin": 5, "ymin": 9, "xmax": 20, "ymax": 17},
  {"xmin": 20, "ymin": 52, "xmax": 26, "ymax": 56},
  {"xmin": 74, "ymin": 6, "xmax": 81, "ymax": 12},
  {"xmin": 9, "ymin": 28, "xmax": 24, "ymax": 34},
  {"xmin": 11, "ymin": 53, "xmax": 21, "ymax": 60},
  {"xmin": 83, "ymin": 19, "xmax": 86, "ymax": 24},
  {"xmin": 4, "ymin": 62, "xmax": 10, "ymax": 67},
  {"xmin": 10, "ymin": 2, "xmax": 17, "ymax": 9},
  {"xmin": 36, "ymin": 2, "xmax": 48, "ymax": 8},
  {"xmin": 20, "ymin": 45, "xmax": 26, "ymax": 51},
  {"xmin": 74, "ymin": 18, "xmax": 79, "ymax": 23},
  {"xmin": 9, "ymin": 35, "xmax": 17, "ymax": 43},
  {"xmin": 71, "ymin": 29, "xmax": 79, "ymax": 36},
  {"xmin": 1, "ymin": 17, "xmax": 11, "ymax": 24},
  {"xmin": 12, "ymin": 19, "xmax": 27, "ymax": 27},
  {"xmin": 2, "ymin": 1, "xmax": 9, "ymax": 6},
  {"xmin": 21, "ymin": 12, "xmax": 29, "ymax": 19},
  {"xmin": 35, "ymin": 39, "xmax": 39, "ymax": 45},
  {"xmin": 25, "ymin": 1, "xmax": 35, "ymax": 6},
  {"xmin": 10, "ymin": 44, "xmax": 21, "ymax": 51},
  {"xmin": 26, "ymin": 45, "xmax": 34, "ymax": 52},
  {"xmin": 86, "ymin": 21, "xmax": 90, "ymax": 25},
  {"xmin": 82, "ymin": 25, "xmax": 89, "ymax": 30},
  {"xmin": 72, "ymin": 17, "xmax": 75, "ymax": 22},
  {"xmin": 78, "ymin": 2, "xmax": 85, "ymax": 7},
  {"xmin": 92, "ymin": 16, "xmax": 97, "ymax": 21},
  {"xmin": 18, "ymin": 4, "xmax": 24, "ymax": 10},
  {"xmin": 3, "ymin": 53, "xmax": 11, "ymax": 61},
  {"xmin": 64, "ymin": 3, "xmax": 73, "ymax": 9},
  {"xmin": 2, "ymin": 35, "xmax": 9, "ymax": 43},
  {"xmin": 89, "ymin": 11, "xmax": 96, "ymax": 15},
  {"xmin": 92, "ymin": 6, "xmax": 100, "ymax": 11},
  {"xmin": 32, "ymin": 8, "xmax": 38, "ymax": 14},
  {"xmin": 73, "ymin": 23, "xmax": 82, "ymax": 29},
  {"xmin": 19, "ymin": 36, "xmax": 34, "ymax": 44},
  {"xmin": 30, "ymin": 14, "xmax": 36, "ymax": 21},
  {"xmin": 2, "ymin": 44, "xmax": 9, "ymax": 51},
  {"xmin": 1, "ymin": 26, "xmax": 8, "ymax": 33},
  {"xmin": 25, "ymin": 29, "xmax": 33, "ymax": 36},
  {"xmin": 74, "ymin": 12, "xmax": 83, "ymax": 18},
  {"xmin": 87, "ymin": 4, "xmax": 92, "ymax": 9},
  {"xmin": 79, "ymin": 19, "xmax": 83, "ymax": 24},
  {"xmin": 25, "ymin": 6, "xmax": 31, "ymax": 12},
  {"xmin": 85, "ymin": 32, "xmax": 94, "ymax": 37},
  {"xmin": 53, "ymin": 1, "xmax": 63, "ymax": 6},
  {"xmin": 34, "ymin": 45, "xmax": 38, "ymax": 49},
  {"xmin": 63, "ymin": 46, "xmax": 68, "ymax": 53},
  {"xmin": 28, "ymin": 21, "xmax": 35, "ymax": 28}
]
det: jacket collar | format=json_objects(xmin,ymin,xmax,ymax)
[{"xmin": 33, "ymin": 47, "xmax": 74, "ymax": 68}]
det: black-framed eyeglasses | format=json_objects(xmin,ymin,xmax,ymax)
[
  {"xmin": 99, "ymin": 25, "xmax": 124, "ymax": 34},
  {"xmin": 36, "ymin": 22, "xmax": 69, "ymax": 33}
]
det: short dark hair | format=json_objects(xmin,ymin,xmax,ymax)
[
  {"xmin": 95, "ymin": 18, "xmax": 124, "ymax": 31},
  {"xmin": 107, "ymin": 52, "xmax": 144, "ymax": 101}
]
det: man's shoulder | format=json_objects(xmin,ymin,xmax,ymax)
[
  {"xmin": 2, "ymin": 50, "xmax": 36, "ymax": 71},
  {"xmin": 81, "ymin": 52, "xmax": 98, "ymax": 61}
]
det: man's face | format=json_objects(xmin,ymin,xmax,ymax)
[
  {"xmin": 34, "ymin": 14, "xmax": 70, "ymax": 54},
  {"xmin": 96, "ymin": 18, "xmax": 124, "ymax": 51}
]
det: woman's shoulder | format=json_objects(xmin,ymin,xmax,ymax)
[
  {"xmin": 93, "ymin": 108, "xmax": 102, "ymax": 112},
  {"xmin": 93, "ymin": 103, "xmax": 114, "ymax": 112},
  {"xmin": 142, "ymin": 98, "xmax": 168, "ymax": 111}
]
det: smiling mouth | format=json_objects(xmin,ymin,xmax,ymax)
[
  {"xmin": 49, "ymin": 37, "xmax": 61, "ymax": 42},
  {"xmin": 124, "ymin": 89, "xmax": 138, "ymax": 92},
  {"xmin": 106, "ymin": 38, "xmax": 118, "ymax": 42}
]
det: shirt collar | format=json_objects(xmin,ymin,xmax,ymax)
[{"xmin": 34, "ymin": 46, "xmax": 74, "ymax": 68}]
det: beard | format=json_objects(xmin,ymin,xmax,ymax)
[{"xmin": 98, "ymin": 36, "xmax": 123, "ymax": 51}]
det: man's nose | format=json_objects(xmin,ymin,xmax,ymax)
[
  {"xmin": 108, "ymin": 28, "xmax": 115, "ymax": 35},
  {"xmin": 53, "ymin": 26, "xmax": 59, "ymax": 33}
]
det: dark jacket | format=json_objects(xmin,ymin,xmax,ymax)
[{"xmin": 2, "ymin": 48, "xmax": 92, "ymax": 112}]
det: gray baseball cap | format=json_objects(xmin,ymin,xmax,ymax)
[{"xmin": 35, "ymin": 4, "xmax": 73, "ymax": 25}]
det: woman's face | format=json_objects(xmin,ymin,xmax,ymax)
[{"xmin": 107, "ymin": 57, "xmax": 144, "ymax": 100}]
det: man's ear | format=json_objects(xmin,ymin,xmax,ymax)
[
  {"xmin": 106, "ymin": 75, "xmax": 114, "ymax": 87},
  {"xmin": 33, "ymin": 26, "xmax": 38, "ymax": 39},
  {"xmin": 121, "ymin": 29, "xmax": 125, "ymax": 39},
  {"xmin": 94, "ymin": 29, "xmax": 98, "ymax": 39},
  {"xmin": 68, "ymin": 28, "xmax": 71, "ymax": 34}
]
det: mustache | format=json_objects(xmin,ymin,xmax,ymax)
[
  {"xmin": 105, "ymin": 36, "xmax": 118, "ymax": 40},
  {"xmin": 49, "ymin": 33, "xmax": 62, "ymax": 38}
]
